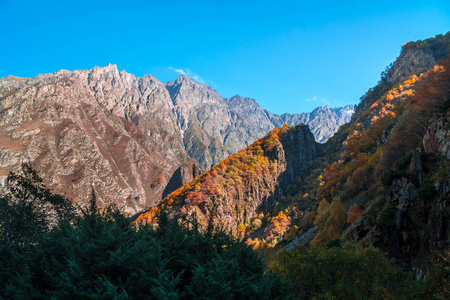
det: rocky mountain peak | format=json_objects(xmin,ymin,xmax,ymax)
[
  {"xmin": 227, "ymin": 95, "xmax": 259, "ymax": 106},
  {"xmin": 86, "ymin": 63, "xmax": 123, "ymax": 86},
  {"xmin": 141, "ymin": 74, "xmax": 162, "ymax": 85},
  {"xmin": 98, "ymin": 63, "xmax": 118, "ymax": 72},
  {"xmin": 267, "ymin": 105, "xmax": 355, "ymax": 143},
  {"xmin": 385, "ymin": 47, "xmax": 435, "ymax": 84},
  {"xmin": 174, "ymin": 74, "xmax": 195, "ymax": 85},
  {"xmin": 228, "ymin": 94, "xmax": 244, "ymax": 101}
]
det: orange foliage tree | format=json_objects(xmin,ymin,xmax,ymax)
[{"xmin": 347, "ymin": 204, "xmax": 364, "ymax": 224}]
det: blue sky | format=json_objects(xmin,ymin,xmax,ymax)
[{"xmin": 1, "ymin": 1, "xmax": 449, "ymax": 114}]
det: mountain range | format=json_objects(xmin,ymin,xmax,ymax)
[{"xmin": 0, "ymin": 67, "xmax": 353, "ymax": 214}]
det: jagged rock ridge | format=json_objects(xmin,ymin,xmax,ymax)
[{"xmin": 266, "ymin": 105, "xmax": 355, "ymax": 143}]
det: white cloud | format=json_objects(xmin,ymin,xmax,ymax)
[
  {"xmin": 168, "ymin": 67, "xmax": 186, "ymax": 75},
  {"xmin": 306, "ymin": 96, "xmax": 318, "ymax": 102},
  {"xmin": 167, "ymin": 67, "xmax": 208, "ymax": 84},
  {"xmin": 306, "ymin": 96, "xmax": 329, "ymax": 105}
]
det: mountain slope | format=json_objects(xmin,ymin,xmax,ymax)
[
  {"xmin": 137, "ymin": 33, "xmax": 450, "ymax": 275},
  {"xmin": 285, "ymin": 34, "xmax": 450, "ymax": 274}
]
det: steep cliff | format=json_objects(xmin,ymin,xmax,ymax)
[
  {"xmin": 233, "ymin": 34, "xmax": 450, "ymax": 275},
  {"xmin": 161, "ymin": 160, "xmax": 202, "ymax": 199}
]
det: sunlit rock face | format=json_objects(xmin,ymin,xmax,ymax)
[{"xmin": 0, "ymin": 65, "xmax": 352, "ymax": 212}]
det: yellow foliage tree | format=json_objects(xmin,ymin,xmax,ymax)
[
  {"xmin": 313, "ymin": 199, "xmax": 330, "ymax": 227},
  {"xmin": 326, "ymin": 198, "xmax": 347, "ymax": 239}
]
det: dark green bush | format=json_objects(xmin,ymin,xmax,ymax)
[
  {"xmin": 0, "ymin": 168, "xmax": 285, "ymax": 299},
  {"xmin": 270, "ymin": 245, "xmax": 421, "ymax": 299},
  {"xmin": 381, "ymin": 169, "xmax": 409, "ymax": 185},
  {"xmin": 1, "ymin": 205, "xmax": 285, "ymax": 299},
  {"xmin": 417, "ymin": 177, "xmax": 436, "ymax": 200},
  {"xmin": 394, "ymin": 151, "xmax": 413, "ymax": 171},
  {"xmin": 432, "ymin": 97, "xmax": 450, "ymax": 113},
  {"xmin": 376, "ymin": 205, "xmax": 397, "ymax": 228},
  {"xmin": 325, "ymin": 239, "xmax": 342, "ymax": 248}
]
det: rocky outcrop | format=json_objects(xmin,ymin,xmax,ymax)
[
  {"xmin": 409, "ymin": 149, "xmax": 424, "ymax": 187},
  {"xmin": 352, "ymin": 33, "xmax": 450, "ymax": 124},
  {"xmin": 390, "ymin": 177, "xmax": 417, "ymax": 230},
  {"xmin": 285, "ymin": 227, "xmax": 317, "ymax": 251},
  {"xmin": 423, "ymin": 112, "xmax": 450, "ymax": 159},
  {"xmin": 364, "ymin": 160, "xmax": 449, "ymax": 275},
  {"xmin": 352, "ymin": 216, "xmax": 373, "ymax": 240},
  {"xmin": 385, "ymin": 48, "xmax": 435, "ymax": 84},
  {"xmin": 386, "ymin": 32, "xmax": 450, "ymax": 84}
]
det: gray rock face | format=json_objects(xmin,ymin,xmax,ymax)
[
  {"xmin": 280, "ymin": 124, "xmax": 318, "ymax": 182},
  {"xmin": 410, "ymin": 149, "xmax": 424, "ymax": 187},
  {"xmin": 0, "ymin": 65, "xmax": 353, "ymax": 211},
  {"xmin": 162, "ymin": 161, "xmax": 201, "ymax": 199},
  {"xmin": 423, "ymin": 112, "xmax": 450, "ymax": 159},
  {"xmin": 390, "ymin": 177, "xmax": 417, "ymax": 230},
  {"xmin": 0, "ymin": 67, "xmax": 185, "ymax": 214},
  {"xmin": 385, "ymin": 48, "xmax": 436, "ymax": 84},
  {"xmin": 284, "ymin": 227, "xmax": 318, "ymax": 251},
  {"xmin": 225, "ymin": 95, "xmax": 276, "ymax": 151},
  {"xmin": 378, "ymin": 175, "xmax": 449, "ymax": 276},
  {"xmin": 352, "ymin": 217, "xmax": 373, "ymax": 240}
]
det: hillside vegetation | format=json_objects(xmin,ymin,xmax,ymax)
[
  {"xmin": 1, "ymin": 167, "xmax": 447, "ymax": 299},
  {"xmin": 284, "ymin": 54, "xmax": 450, "ymax": 275},
  {"xmin": 138, "ymin": 34, "xmax": 450, "ymax": 277}
]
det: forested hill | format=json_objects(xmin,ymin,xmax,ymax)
[
  {"xmin": 281, "ymin": 36, "xmax": 450, "ymax": 275},
  {"xmin": 137, "ymin": 33, "xmax": 450, "ymax": 276},
  {"xmin": 136, "ymin": 124, "xmax": 321, "ymax": 245},
  {"xmin": 305, "ymin": 56, "xmax": 450, "ymax": 275}
]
